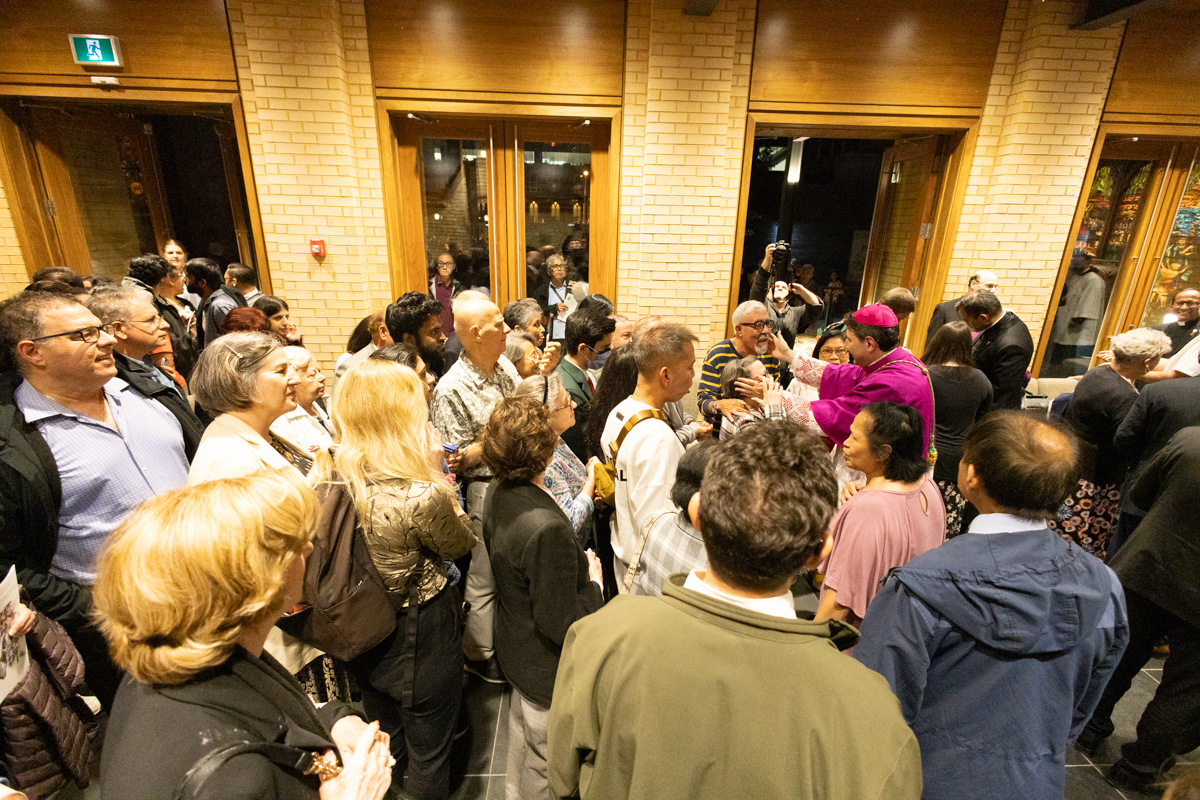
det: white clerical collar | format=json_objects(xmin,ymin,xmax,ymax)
[
  {"xmin": 968, "ymin": 513, "xmax": 1048, "ymax": 535},
  {"xmin": 984, "ymin": 308, "xmax": 1009, "ymax": 330},
  {"xmin": 683, "ymin": 571, "xmax": 796, "ymax": 619}
]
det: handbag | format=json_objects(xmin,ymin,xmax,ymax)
[
  {"xmin": 173, "ymin": 739, "xmax": 415, "ymax": 800},
  {"xmin": 275, "ymin": 481, "xmax": 402, "ymax": 661},
  {"xmin": 594, "ymin": 409, "xmax": 669, "ymax": 506}
]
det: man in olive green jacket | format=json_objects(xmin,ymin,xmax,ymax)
[{"xmin": 547, "ymin": 421, "xmax": 922, "ymax": 800}]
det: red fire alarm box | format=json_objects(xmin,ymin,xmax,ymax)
[{"xmin": 310, "ymin": 239, "xmax": 326, "ymax": 257}]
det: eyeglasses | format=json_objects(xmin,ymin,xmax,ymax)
[
  {"xmin": 738, "ymin": 320, "xmax": 770, "ymax": 332},
  {"xmin": 125, "ymin": 312, "xmax": 163, "ymax": 330},
  {"xmin": 30, "ymin": 323, "xmax": 115, "ymax": 344},
  {"xmin": 583, "ymin": 342, "xmax": 609, "ymax": 355}
]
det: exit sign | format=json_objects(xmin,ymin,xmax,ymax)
[{"xmin": 69, "ymin": 35, "xmax": 123, "ymax": 68}]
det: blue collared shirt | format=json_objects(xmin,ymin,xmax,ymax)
[{"xmin": 15, "ymin": 378, "xmax": 189, "ymax": 585}]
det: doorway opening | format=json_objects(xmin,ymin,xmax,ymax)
[
  {"xmin": 737, "ymin": 131, "xmax": 959, "ymax": 346},
  {"xmin": 2, "ymin": 98, "xmax": 259, "ymax": 283}
]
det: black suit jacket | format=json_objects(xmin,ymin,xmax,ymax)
[
  {"xmin": 100, "ymin": 647, "xmax": 357, "ymax": 799},
  {"xmin": 484, "ymin": 479, "xmax": 603, "ymax": 707},
  {"xmin": 926, "ymin": 297, "xmax": 962, "ymax": 342},
  {"xmin": 1113, "ymin": 375, "xmax": 1200, "ymax": 513},
  {"xmin": 972, "ymin": 311, "xmax": 1034, "ymax": 410}
]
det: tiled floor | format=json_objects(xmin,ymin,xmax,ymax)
[{"xmin": 446, "ymin": 656, "xmax": 1196, "ymax": 800}]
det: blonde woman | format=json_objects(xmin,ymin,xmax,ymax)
[
  {"xmin": 272, "ymin": 346, "xmax": 333, "ymax": 457},
  {"xmin": 311, "ymin": 359, "xmax": 476, "ymax": 798},
  {"xmin": 94, "ymin": 469, "xmax": 392, "ymax": 800}
]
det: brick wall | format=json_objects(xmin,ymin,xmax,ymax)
[
  {"xmin": 943, "ymin": 0, "xmax": 1123, "ymax": 343},
  {"xmin": 226, "ymin": 0, "xmax": 392, "ymax": 371},
  {"xmin": 0, "ymin": 173, "xmax": 26, "ymax": 298},
  {"xmin": 617, "ymin": 0, "xmax": 757, "ymax": 356}
]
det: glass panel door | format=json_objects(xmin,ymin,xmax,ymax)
[
  {"xmin": 418, "ymin": 138, "xmax": 492, "ymax": 297},
  {"xmin": 1040, "ymin": 159, "xmax": 1152, "ymax": 377},
  {"xmin": 522, "ymin": 140, "xmax": 591, "ymax": 297},
  {"xmin": 1137, "ymin": 150, "xmax": 1200, "ymax": 328}
]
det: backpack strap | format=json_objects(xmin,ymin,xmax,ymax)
[
  {"xmin": 622, "ymin": 509, "xmax": 675, "ymax": 594},
  {"xmin": 607, "ymin": 408, "xmax": 670, "ymax": 463}
]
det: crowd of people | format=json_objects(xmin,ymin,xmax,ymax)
[{"xmin": 0, "ymin": 239, "xmax": 1196, "ymax": 800}]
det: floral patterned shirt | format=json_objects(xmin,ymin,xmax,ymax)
[{"xmin": 543, "ymin": 439, "xmax": 593, "ymax": 542}]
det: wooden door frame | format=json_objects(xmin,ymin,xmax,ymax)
[
  {"xmin": 377, "ymin": 98, "xmax": 620, "ymax": 308},
  {"xmin": 0, "ymin": 92, "xmax": 270, "ymax": 291},
  {"xmin": 726, "ymin": 112, "xmax": 976, "ymax": 346},
  {"xmin": 1030, "ymin": 127, "xmax": 1200, "ymax": 375}
]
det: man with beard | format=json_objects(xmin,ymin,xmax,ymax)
[
  {"xmin": 697, "ymin": 300, "xmax": 780, "ymax": 433},
  {"xmin": 385, "ymin": 291, "xmax": 450, "ymax": 377}
]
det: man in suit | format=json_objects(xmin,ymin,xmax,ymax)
[
  {"xmin": 926, "ymin": 269, "xmax": 1001, "ymax": 342},
  {"xmin": 555, "ymin": 309, "xmax": 615, "ymax": 461},
  {"xmin": 958, "ymin": 289, "xmax": 1033, "ymax": 410}
]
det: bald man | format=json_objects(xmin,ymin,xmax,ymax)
[
  {"xmin": 926, "ymin": 270, "xmax": 1000, "ymax": 342},
  {"xmin": 430, "ymin": 291, "xmax": 518, "ymax": 682}
]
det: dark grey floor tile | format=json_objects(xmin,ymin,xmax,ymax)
[
  {"xmin": 448, "ymin": 774, "xmax": 489, "ymax": 800},
  {"xmin": 1090, "ymin": 672, "xmax": 1161, "ymax": 767},
  {"xmin": 491, "ymin": 687, "xmax": 512, "ymax": 776},
  {"xmin": 450, "ymin": 677, "xmax": 506, "ymax": 778},
  {"xmin": 1066, "ymin": 765, "xmax": 1126, "ymax": 800},
  {"xmin": 486, "ymin": 770, "xmax": 509, "ymax": 800}
]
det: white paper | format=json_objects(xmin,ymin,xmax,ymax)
[{"xmin": 0, "ymin": 566, "xmax": 30, "ymax": 702}]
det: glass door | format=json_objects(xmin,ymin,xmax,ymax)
[
  {"xmin": 390, "ymin": 114, "xmax": 613, "ymax": 310},
  {"xmin": 1034, "ymin": 137, "xmax": 1198, "ymax": 377}
]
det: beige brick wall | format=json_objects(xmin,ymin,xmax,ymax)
[
  {"xmin": 0, "ymin": 171, "xmax": 26, "ymax": 298},
  {"xmin": 226, "ymin": 0, "xmax": 392, "ymax": 372},
  {"xmin": 617, "ymin": 0, "xmax": 757, "ymax": 356},
  {"xmin": 944, "ymin": 0, "xmax": 1124, "ymax": 344}
]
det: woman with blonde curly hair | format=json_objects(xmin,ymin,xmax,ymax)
[
  {"xmin": 310, "ymin": 358, "xmax": 476, "ymax": 799},
  {"xmin": 93, "ymin": 469, "xmax": 392, "ymax": 800}
]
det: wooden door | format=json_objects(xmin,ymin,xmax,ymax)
[
  {"xmin": 861, "ymin": 136, "xmax": 942, "ymax": 342},
  {"xmin": 28, "ymin": 107, "xmax": 172, "ymax": 278}
]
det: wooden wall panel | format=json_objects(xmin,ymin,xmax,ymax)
[
  {"xmin": 751, "ymin": 0, "xmax": 1008, "ymax": 112},
  {"xmin": 366, "ymin": 0, "xmax": 625, "ymax": 99},
  {"xmin": 1105, "ymin": 3, "xmax": 1200, "ymax": 121},
  {"xmin": 0, "ymin": 0, "xmax": 235, "ymax": 87}
]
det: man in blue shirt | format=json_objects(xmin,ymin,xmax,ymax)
[{"xmin": 0, "ymin": 291, "xmax": 190, "ymax": 708}]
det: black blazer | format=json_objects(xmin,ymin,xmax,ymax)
[
  {"xmin": 1113, "ymin": 375, "xmax": 1200, "ymax": 513},
  {"xmin": 971, "ymin": 311, "xmax": 1034, "ymax": 410},
  {"xmin": 100, "ymin": 647, "xmax": 357, "ymax": 800},
  {"xmin": 926, "ymin": 298, "xmax": 962, "ymax": 342},
  {"xmin": 483, "ymin": 479, "xmax": 603, "ymax": 707}
]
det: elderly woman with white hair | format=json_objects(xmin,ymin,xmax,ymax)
[
  {"xmin": 271, "ymin": 346, "xmax": 333, "ymax": 457},
  {"xmin": 1052, "ymin": 327, "xmax": 1172, "ymax": 558}
]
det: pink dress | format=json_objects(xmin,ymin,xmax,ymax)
[{"xmin": 820, "ymin": 477, "xmax": 946, "ymax": 628}]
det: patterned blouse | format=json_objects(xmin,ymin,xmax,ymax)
[{"xmin": 543, "ymin": 439, "xmax": 594, "ymax": 541}]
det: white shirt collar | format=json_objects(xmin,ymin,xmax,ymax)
[
  {"xmin": 984, "ymin": 308, "xmax": 1009, "ymax": 330},
  {"xmin": 968, "ymin": 512, "xmax": 1048, "ymax": 535},
  {"xmin": 683, "ymin": 571, "xmax": 796, "ymax": 619}
]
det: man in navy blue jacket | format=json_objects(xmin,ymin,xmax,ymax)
[{"xmin": 855, "ymin": 412, "xmax": 1128, "ymax": 800}]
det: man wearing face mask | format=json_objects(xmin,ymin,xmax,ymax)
[
  {"xmin": 556, "ymin": 309, "xmax": 615, "ymax": 461},
  {"xmin": 698, "ymin": 301, "xmax": 781, "ymax": 433}
]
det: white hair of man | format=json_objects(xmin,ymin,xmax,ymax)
[
  {"xmin": 731, "ymin": 300, "xmax": 768, "ymax": 326},
  {"xmin": 1111, "ymin": 328, "xmax": 1172, "ymax": 365}
]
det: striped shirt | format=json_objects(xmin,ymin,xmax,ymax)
[{"xmin": 697, "ymin": 339, "xmax": 781, "ymax": 426}]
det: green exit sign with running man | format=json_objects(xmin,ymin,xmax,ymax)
[{"xmin": 69, "ymin": 35, "xmax": 123, "ymax": 68}]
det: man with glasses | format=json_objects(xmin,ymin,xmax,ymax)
[
  {"xmin": 0, "ymin": 291, "xmax": 190, "ymax": 710},
  {"xmin": 698, "ymin": 300, "xmax": 782, "ymax": 433},
  {"xmin": 556, "ymin": 309, "xmax": 616, "ymax": 460},
  {"xmin": 87, "ymin": 286, "xmax": 205, "ymax": 460}
]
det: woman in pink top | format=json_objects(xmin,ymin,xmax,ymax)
[{"xmin": 816, "ymin": 402, "xmax": 946, "ymax": 628}]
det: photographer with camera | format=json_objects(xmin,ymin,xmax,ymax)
[{"xmin": 750, "ymin": 243, "xmax": 824, "ymax": 350}]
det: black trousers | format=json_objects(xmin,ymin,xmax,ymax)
[
  {"xmin": 1083, "ymin": 588, "xmax": 1200, "ymax": 773},
  {"xmin": 351, "ymin": 586, "xmax": 463, "ymax": 800},
  {"xmin": 63, "ymin": 616, "xmax": 122, "ymax": 712}
]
